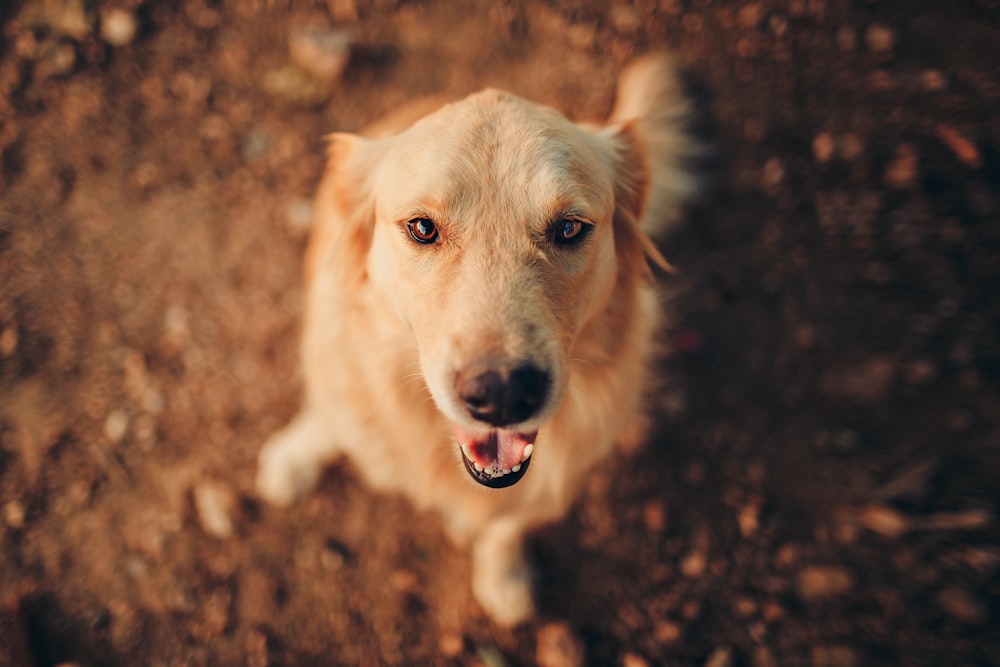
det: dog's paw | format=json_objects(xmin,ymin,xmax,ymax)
[
  {"xmin": 255, "ymin": 441, "xmax": 321, "ymax": 507},
  {"xmin": 472, "ymin": 522, "xmax": 536, "ymax": 626},
  {"xmin": 473, "ymin": 560, "xmax": 536, "ymax": 627}
]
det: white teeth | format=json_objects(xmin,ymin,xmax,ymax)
[
  {"xmin": 501, "ymin": 468, "xmax": 510, "ymax": 475},
  {"xmin": 511, "ymin": 464, "xmax": 521, "ymax": 473},
  {"xmin": 522, "ymin": 444, "xmax": 534, "ymax": 461},
  {"xmin": 474, "ymin": 461, "xmax": 483, "ymax": 472}
]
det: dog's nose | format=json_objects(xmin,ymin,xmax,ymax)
[{"xmin": 456, "ymin": 361, "xmax": 550, "ymax": 427}]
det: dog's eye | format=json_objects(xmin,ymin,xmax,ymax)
[
  {"xmin": 406, "ymin": 218, "xmax": 439, "ymax": 244},
  {"xmin": 552, "ymin": 219, "xmax": 591, "ymax": 246}
]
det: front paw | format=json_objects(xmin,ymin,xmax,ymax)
[
  {"xmin": 255, "ymin": 435, "xmax": 322, "ymax": 507},
  {"xmin": 474, "ymin": 562, "xmax": 535, "ymax": 626}
]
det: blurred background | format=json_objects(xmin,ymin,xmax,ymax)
[{"xmin": 1, "ymin": 1, "xmax": 998, "ymax": 665}]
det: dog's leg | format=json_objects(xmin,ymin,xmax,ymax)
[
  {"xmin": 255, "ymin": 407, "xmax": 336, "ymax": 506},
  {"xmin": 472, "ymin": 517, "xmax": 535, "ymax": 626}
]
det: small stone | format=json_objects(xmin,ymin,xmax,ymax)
[
  {"xmin": 326, "ymin": 0, "xmax": 358, "ymax": 23},
  {"xmin": 35, "ymin": 40, "xmax": 77, "ymax": 78},
  {"xmin": 836, "ymin": 26, "xmax": 857, "ymax": 52},
  {"xmin": 920, "ymin": 69, "xmax": 947, "ymax": 92},
  {"xmin": 610, "ymin": 6, "xmax": 641, "ymax": 33},
  {"xmin": 797, "ymin": 565, "xmax": 854, "ymax": 600},
  {"xmin": 246, "ymin": 629, "xmax": 269, "ymax": 667},
  {"xmin": 0, "ymin": 326, "xmax": 18, "ymax": 356},
  {"xmin": 811, "ymin": 646, "xmax": 857, "ymax": 667},
  {"xmin": 536, "ymin": 622, "xmax": 585, "ymax": 667},
  {"xmin": 285, "ymin": 197, "xmax": 313, "ymax": 236},
  {"xmin": 289, "ymin": 26, "xmax": 352, "ymax": 82},
  {"xmin": 738, "ymin": 3, "xmax": 763, "ymax": 28},
  {"xmin": 100, "ymin": 8, "xmax": 137, "ymax": 47},
  {"xmin": 935, "ymin": 124, "xmax": 982, "ymax": 169},
  {"xmin": 653, "ymin": 620, "xmax": 682, "ymax": 644},
  {"xmin": 738, "ymin": 497, "xmax": 761, "ymax": 537},
  {"xmin": 884, "ymin": 144, "xmax": 919, "ymax": 189},
  {"xmin": 768, "ymin": 14, "xmax": 788, "ymax": 36},
  {"xmin": 621, "ymin": 654, "xmax": 650, "ymax": 667},
  {"xmin": 858, "ymin": 504, "xmax": 909, "ymax": 538},
  {"xmin": 865, "ymin": 23, "xmax": 895, "ymax": 53},
  {"xmin": 192, "ymin": 481, "xmax": 236, "ymax": 539},
  {"xmin": 389, "ymin": 569, "xmax": 418, "ymax": 592},
  {"xmin": 103, "ymin": 409, "xmax": 129, "ymax": 444},
  {"xmin": 705, "ymin": 646, "xmax": 733, "ymax": 667},
  {"xmin": 439, "ymin": 632, "xmax": 465, "ymax": 658},
  {"xmin": 838, "ymin": 133, "xmax": 864, "ymax": 161},
  {"xmin": 680, "ymin": 551, "xmax": 707, "ymax": 578},
  {"xmin": 3, "ymin": 499, "xmax": 25, "ymax": 529},
  {"xmin": 643, "ymin": 501, "xmax": 666, "ymax": 532},
  {"xmin": 937, "ymin": 586, "xmax": 988, "ymax": 624},
  {"xmin": 567, "ymin": 23, "xmax": 596, "ymax": 50},
  {"xmin": 812, "ymin": 132, "xmax": 836, "ymax": 163},
  {"xmin": 752, "ymin": 647, "xmax": 778, "ymax": 667},
  {"xmin": 761, "ymin": 157, "xmax": 785, "ymax": 188}
]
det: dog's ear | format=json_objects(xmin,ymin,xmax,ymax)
[
  {"xmin": 605, "ymin": 122, "xmax": 674, "ymax": 281},
  {"xmin": 602, "ymin": 54, "xmax": 704, "ymax": 280},
  {"xmin": 306, "ymin": 133, "xmax": 389, "ymax": 285}
]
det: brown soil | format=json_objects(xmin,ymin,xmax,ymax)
[{"xmin": 1, "ymin": 1, "xmax": 998, "ymax": 666}]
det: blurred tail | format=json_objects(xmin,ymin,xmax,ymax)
[{"xmin": 609, "ymin": 54, "xmax": 704, "ymax": 236}]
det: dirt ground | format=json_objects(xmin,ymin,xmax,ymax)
[{"xmin": 1, "ymin": 0, "xmax": 998, "ymax": 665}]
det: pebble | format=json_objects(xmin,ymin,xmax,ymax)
[
  {"xmin": 937, "ymin": 586, "xmax": 988, "ymax": 624},
  {"xmin": 289, "ymin": 26, "xmax": 352, "ymax": 81},
  {"xmin": 738, "ymin": 497, "xmax": 761, "ymax": 537},
  {"xmin": 705, "ymin": 646, "xmax": 733, "ymax": 667},
  {"xmin": 811, "ymin": 646, "xmax": 857, "ymax": 667},
  {"xmin": 935, "ymin": 124, "xmax": 982, "ymax": 169},
  {"xmin": 285, "ymin": 197, "xmax": 314, "ymax": 235},
  {"xmin": 567, "ymin": 23, "xmax": 596, "ymax": 50},
  {"xmin": 610, "ymin": 6, "xmax": 641, "ymax": 33},
  {"xmin": 439, "ymin": 632, "xmax": 465, "ymax": 658},
  {"xmin": 884, "ymin": 143, "xmax": 919, "ymax": 189},
  {"xmin": 838, "ymin": 133, "xmax": 864, "ymax": 161},
  {"xmin": 0, "ymin": 326, "xmax": 18, "ymax": 356},
  {"xmin": 836, "ymin": 26, "xmax": 857, "ymax": 52},
  {"xmin": 389, "ymin": 569, "xmax": 418, "ymax": 592},
  {"xmin": 621, "ymin": 654, "xmax": 649, "ymax": 667},
  {"xmin": 812, "ymin": 132, "xmax": 836, "ymax": 163},
  {"xmin": 3, "ymin": 499, "xmax": 26, "ymax": 529},
  {"xmin": 920, "ymin": 69, "xmax": 948, "ymax": 91},
  {"xmin": 653, "ymin": 620, "xmax": 682, "ymax": 644},
  {"xmin": 822, "ymin": 357, "xmax": 895, "ymax": 404},
  {"xmin": 680, "ymin": 550, "xmax": 707, "ymax": 578},
  {"xmin": 103, "ymin": 409, "xmax": 129, "ymax": 444},
  {"xmin": 536, "ymin": 622, "xmax": 585, "ymax": 667},
  {"xmin": 100, "ymin": 8, "xmax": 138, "ymax": 47},
  {"xmin": 858, "ymin": 504, "xmax": 909, "ymax": 538},
  {"xmin": 797, "ymin": 565, "xmax": 854, "ymax": 600},
  {"xmin": 752, "ymin": 647, "xmax": 778, "ymax": 667},
  {"xmin": 246, "ymin": 628, "xmax": 269, "ymax": 667},
  {"xmin": 738, "ymin": 4, "xmax": 763, "ymax": 28},
  {"xmin": 192, "ymin": 480, "xmax": 236, "ymax": 539},
  {"xmin": 761, "ymin": 157, "xmax": 786, "ymax": 188},
  {"xmin": 865, "ymin": 23, "xmax": 895, "ymax": 53},
  {"xmin": 35, "ymin": 40, "xmax": 77, "ymax": 79}
]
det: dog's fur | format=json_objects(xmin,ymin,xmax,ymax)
[{"xmin": 256, "ymin": 55, "xmax": 700, "ymax": 626}]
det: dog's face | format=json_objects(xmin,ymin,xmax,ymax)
[{"xmin": 326, "ymin": 90, "xmax": 659, "ymax": 489}]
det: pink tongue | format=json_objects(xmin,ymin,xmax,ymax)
[{"xmin": 452, "ymin": 425, "xmax": 536, "ymax": 471}]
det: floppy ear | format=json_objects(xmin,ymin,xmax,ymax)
[
  {"xmin": 606, "ymin": 122, "xmax": 674, "ymax": 281},
  {"xmin": 305, "ymin": 133, "xmax": 389, "ymax": 287}
]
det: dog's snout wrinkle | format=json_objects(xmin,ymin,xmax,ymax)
[{"xmin": 456, "ymin": 361, "xmax": 550, "ymax": 427}]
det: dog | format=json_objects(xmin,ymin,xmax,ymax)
[{"xmin": 255, "ymin": 54, "xmax": 701, "ymax": 626}]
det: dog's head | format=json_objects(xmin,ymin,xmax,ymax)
[{"xmin": 321, "ymin": 89, "xmax": 668, "ymax": 489}]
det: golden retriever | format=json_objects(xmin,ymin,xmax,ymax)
[{"xmin": 256, "ymin": 55, "xmax": 700, "ymax": 626}]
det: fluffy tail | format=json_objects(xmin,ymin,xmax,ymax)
[{"xmin": 609, "ymin": 54, "xmax": 703, "ymax": 236}]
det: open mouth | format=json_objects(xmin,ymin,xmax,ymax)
[{"xmin": 452, "ymin": 425, "xmax": 536, "ymax": 489}]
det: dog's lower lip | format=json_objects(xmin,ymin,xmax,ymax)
[{"xmin": 459, "ymin": 445, "xmax": 532, "ymax": 489}]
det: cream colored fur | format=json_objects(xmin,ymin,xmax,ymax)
[{"xmin": 256, "ymin": 54, "xmax": 700, "ymax": 626}]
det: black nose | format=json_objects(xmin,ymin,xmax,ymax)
[{"xmin": 456, "ymin": 361, "xmax": 550, "ymax": 427}]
